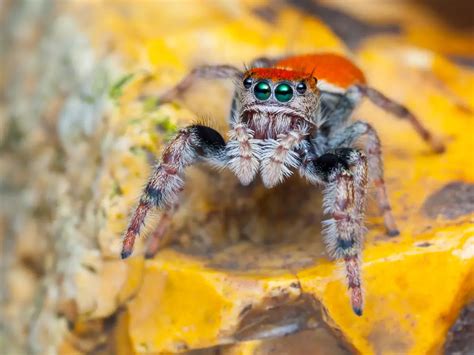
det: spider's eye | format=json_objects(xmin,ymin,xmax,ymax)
[
  {"xmin": 243, "ymin": 77, "xmax": 253, "ymax": 89},
  {"xmin": 274, "ymin": 83, "xmax": 293, "ymax": 102},
  {"xmin": 254, "ymin": 81, "xmax": 271, "ymax": 101},
  {"xmin": 296, "ymin": 82, "xmax": 307, "ymax": 94}
]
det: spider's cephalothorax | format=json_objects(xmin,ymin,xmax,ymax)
[
  {"xmin": 228, "ymin": 67, "xmax": 321, "ymax": 187},
  {"xmin": 121, "ymin": 53, "xmax": 445, "ymax": 316}
]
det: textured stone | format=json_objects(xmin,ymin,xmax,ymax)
[
  {"xmin": 71, "ymin": 1, "xmax": 473, "ymax": 353},
  {"xmin": 423, "ymin": 182, "xmax": 474, "ymax": 219}
]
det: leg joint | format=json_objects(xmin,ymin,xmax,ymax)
[
  {"xmin": 191, "ymin": 125, "xmax": 226, "ymax": 149},
  {"xmin": 314, "ymin": 153, "xmax": 349, "ymax": 182},
  {"xmin": 143, "ymin": 185, "xmax": 162, "ymax": 206}
]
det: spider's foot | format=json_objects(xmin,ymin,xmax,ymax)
[
  {"xmin": 121, "ymin": 234, "xmax": 136, "ymax": 259},
  {"xmin": 350, "ymin": 287, "xmax": 364, "ymax": 317},
  {"xmin": 144, "ymin": 250, "xmax": 157, "ymax": 259},
  {"xmin": 121, "ymin": 249, "xmax": 132, "ymax": 259},
  {"xmin": 432, "ymin": 140, "xmax": 446, "ymax": 154},
  {"xmin": 387, "ymin": 228, "xmax": 400, "ymax": 237},
  {"xmin": 353, "ymin": 306, "xmax": 363, "ymax": 317}
]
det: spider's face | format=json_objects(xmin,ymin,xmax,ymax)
[{"xmin": 237, "ymin": 68, "xmax": 320, "ymax": 129}]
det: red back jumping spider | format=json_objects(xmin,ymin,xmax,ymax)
[{"xmin": 121, "ymin": 53, "xmax": 445, "ymax": 316}]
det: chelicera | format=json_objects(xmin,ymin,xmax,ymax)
[{"xmin": 121, "ymin": 53, "xmax": 444, "ymax": 315}]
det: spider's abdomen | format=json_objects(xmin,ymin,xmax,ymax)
[{"xmin": 276, "ymin": 53, "xmax": 366, "ymax": 93}]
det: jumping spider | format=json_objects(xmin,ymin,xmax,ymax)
[{"xmin": 121, "ymin": 53, "xmax": 444, "ymax": 315}]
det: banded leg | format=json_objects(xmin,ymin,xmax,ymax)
[
  {"xmin": 260, "ymin": 129, "xmax": 309, "ymax": 188},
  {"xmin": 144, "ymin": 207, "xmax": 175, "ymax": 259},
  {"xmin": 121, "ymin": 125, "xmax": 227, "ymax": 259},
  {"xmin": 352, "ymin": 85, "xmax": 445, "ymax": 153},
  {"xmin": 329, "ymin": 121, "xmax": 399, "ymax": 236},
  {"xmin": 304, "ymin": 148, "xmax": 368, "ymax": 315},
  {"xmin": 159, "ymin": 65, "xmax": 242, "ymax": 104}
]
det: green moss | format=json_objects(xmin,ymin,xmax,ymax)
[
  {"xmin": 129, "ymin": 146, "xmax": 148, "ymax": 157},
  {"xmin": 153, "ymin": 115, "xmax": 178, "ymax": 141},
  {"xmin": 109, "ymin": 73, "xmax": 135, "ymax": 100},
  {"xmin": 110, "ymin": 180, "xmax": 124, "ymax": 198},
  {"xmin": 143, "ymin": 97, "xmax": 158, "ymax": 112}
]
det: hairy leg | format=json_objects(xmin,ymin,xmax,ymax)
[
  {"xmin": 158, "ymin": 65, "xmax": 242, "ymax": 104},
  {"xmin": 121, "ymin": 125, "xmax": 227, "ymax": 259},
  {"xmin": 260, "ymin": 129, "xmax": 309, "ymax": 188},
  {"xmin": 144, "ymin": 206, "xmax": 175, "ymax": 259},
  {"xmin": 329, "ymin": 121, "xmax": 399, "ymax": 236},
  {"xmin": 249, "ymin": 56, "xmax": 278, "ymax": 69},
  {"xmin": 318, "ymin": 91, "xmax": 352, "ymax": 134},
  {"xmin": 352, "ymin": 85, "xmax": 445, "ymax": 153},
  {"xmin": 303, "ymin": 148, "xmax": 368, "ymax": 315},
  {"xmin": 226, "ymin": 123, "xmax": 261, "ymax": 185}
]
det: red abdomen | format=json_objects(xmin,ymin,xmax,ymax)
[{"xmin": 276, "ymin": 53, "xmax": 366, "ymax": 90}]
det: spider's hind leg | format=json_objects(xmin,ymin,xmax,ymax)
[
  {"xmin": 249, "ymin": 56, "xmax": 278, "ymax": 69},
  {"xmin": 352, "ymin": 85, "xmax": 445, "ymax": 153},
  {"xmin": 144, "ymin": 206, "xmax": 176, "ymax": 259}
]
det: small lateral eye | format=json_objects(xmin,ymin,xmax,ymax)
[
  {"xmin": 254, "ymin": 81, "xmax": 271, "ymax": 101},
  {"xmin": 243, "ymin": 77, "xmax": 253, "ymax": 89},
  {"xmin": 296, "ymin": 82, "xmax": 307, "ymax": 94},
  {"xmin": 274, "ymin": 83, "xmax": 293, "ymax": 102}
]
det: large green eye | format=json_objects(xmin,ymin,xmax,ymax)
[
  {"xmin": 254, "ymin": 81, "xmax": 271, "ymax": 101},
  {"xmin": 274, "ymin": 83, "xmax": 293, "ymax": 102}
]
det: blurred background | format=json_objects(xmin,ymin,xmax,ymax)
[{"xmin": 1, "ymin": 1, "xmax": 473, "ymax": 354}]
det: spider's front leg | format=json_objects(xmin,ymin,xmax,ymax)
[
  {"xmin": 303, "ymin": 148, "xmax": 368, "ymax": 316},
  {"xmin": 121, "ymin": 124, "xmax": 227, "ymax": 259},
  {"xmin": 329, "ymin": 121, "xmax": 399, "ymax": 236}
]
